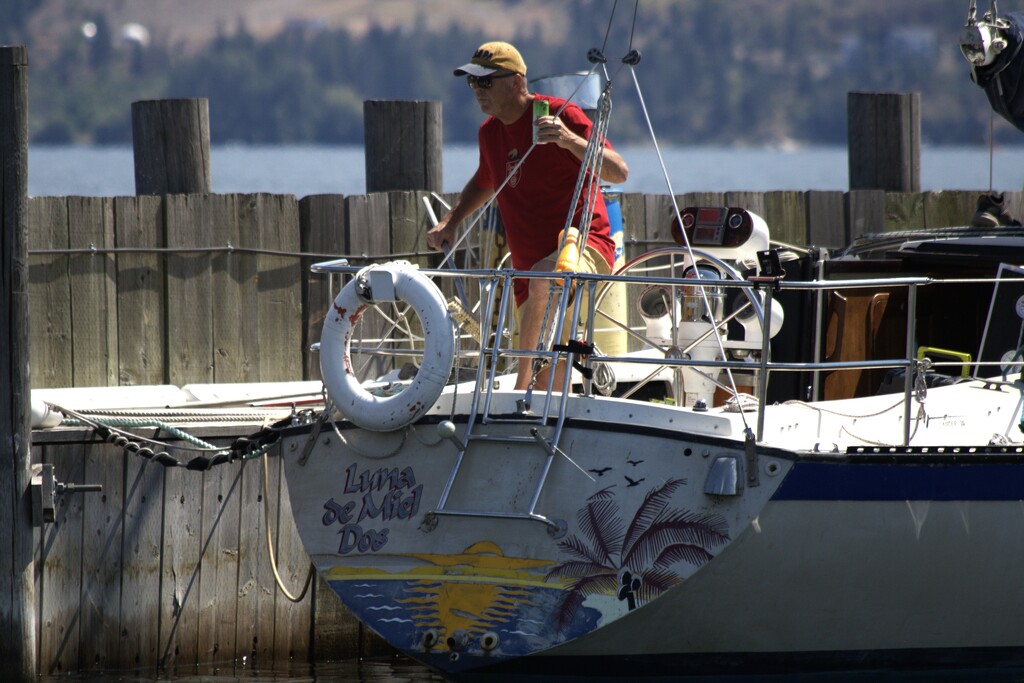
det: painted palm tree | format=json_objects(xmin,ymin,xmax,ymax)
[{"xmin": 545, "ymin": 478, "xmax": 730, "ymax": 631}]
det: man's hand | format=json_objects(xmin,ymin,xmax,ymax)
[
  {"xmin": 426, "ymin": 214, "xmax": 455, "ymax": 251},
  {"xmin": 534, "ymin": 115, "xmax": 577, "ymax": 148},
  {"xmin": 534, "ymin": 115, "xmax": 629, "ymax": 184}
]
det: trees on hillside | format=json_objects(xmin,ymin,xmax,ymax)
[{"xmin": 5, "ymin": 0, "xmax": 1005, "ymax": 146}]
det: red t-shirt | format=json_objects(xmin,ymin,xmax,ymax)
[{"xmin": 475, "ymin": 94, "xmax": 617, "ymax": 306}]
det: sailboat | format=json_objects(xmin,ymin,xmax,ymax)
[{"xmin": 275, "ymin": 7, "xmax": 1024, "ymax": 680}]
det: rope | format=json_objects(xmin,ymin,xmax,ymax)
[
  {"xmin": 782, "ymin": 360, "xmax": 936, "ymax": 447},
  {"xmin": 55, "ymin": 403, "xmax": 284, "ymax": 468},
  {"xmin": 262, "ymin": 452, "xmax": 315, "ymax": 602}
]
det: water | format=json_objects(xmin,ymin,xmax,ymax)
[
  {"xmin": 27, "ymin": 144, "xmax": 1024, "ymax": 198},
  {"xmin": 34, "ymin": 659, "xmax": 1024, "ymax": 683},
  {"xmin": 36, "ymin": 658, "xmax": 446, "ymax": 683}
]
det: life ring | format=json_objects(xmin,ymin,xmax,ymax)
[{"xmin": 320, "ymin": 261, "xmax": 455, "ymax": 432}]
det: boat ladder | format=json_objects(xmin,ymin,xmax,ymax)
[{"xmin": 424, "ymin": 322, "xmax": 584, "ymax": 539}]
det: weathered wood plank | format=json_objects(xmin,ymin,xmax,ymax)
[
  {"xmin": 1, "ymin": 44, "xmax": 35, "ymax": 681},
  {"xmin": 345, "ymin": 193, "xmax": 391, "ymax": 260},
  {"xmin": 389, "ymin": 190, "xmax": 432, "ymax": 266},
  {"xmin": 196, "ymin": 460, "xmax": 243, "ymax": 664},
  {"xmin": 884, "ymin": 192, "xmax": 925, "ymax": 233},
  {"xmin": 28, "ymin": 197, "xmax": 72, "ymax": 388},
  {"xmin": 166, "ymin": 195, "xmax": 213, "ymax": 385},
  {"xmin": 879, "ymin": 92, "xmax": 921, "ymax": 192},
  {"xmin": 119, "ymin": 456, "xmax": 164, "ymax": 668},
  {"xmin": 724, "ymin": 191, "xmax": 766, "ymax": 219},
  {"xmin": 364, "ymin": 100, "xmax": 442, "ymax": 193},
  {"xmin": 805, "ymin": 191, "xmax": 847, "ymax": 248},
  {"xmin": 257, "ymin": 452, "xmax": 282, "ymax": 663},
  {"xmin": 158, "ymin": 466, "xmax": 202, "ymax": 669},
  {"xmin": 845, "ymin": 190, "xmax": 886, "ymax": 240},
  {"xmin": 212, "ymin": 194, "xmax": 258, "ymax": 384},
  {"xmin": 848, "ymin": 92, "xmax": 920, "ymax": 192},
  {"xmin": 924, "ymin": 190, "xmax": 977, "ymax": 228},
  {"xmin": 38, "ymin": 446, "xmax": 86, "ymax": 674},
  {"xmin": 114, "ymin": 196, "xmax": 166, "ymax": 386},
  {"xmin": 312, "ymin": 573, "xmax": 360, "ymax": 659},
  {"xmin": 847, "ymin": 93, "xmax": 878, "ymax": 191},
  {"xmin": 234, "ymin": 458, "xmax": 277, "ymax": 666},
  {"xmin": 253, "ymin": 194, "xmax": 302, "ymax": 382},
  {"xmin": 764, "ymin": 191, "xmax": 807, "ymax": 247},
  {"xmin": 78, "ymin": 446, "xmax": 125, "ymax": 668},
  {"xmin": 271, "ymin": 451, "xmax": 313, "ymax": 661},
  {"xmin": 68, "ymin": 196, "xmax": 118, "ymax": 387},
  {"xmin": 132, "ymin": 99, "xmax": 212, "ymax": 196},
  {"xmin": 299, "ymin": 194, "xmax": 347, "ymax": 381},
  {"xmin": 642, "ymin": 194, "xmax": 676, "ymax": 250}
]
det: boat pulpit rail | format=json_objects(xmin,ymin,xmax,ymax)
[{"xmin": 310, "ymin": 256, "xmax": 1024, "ymax": 449}]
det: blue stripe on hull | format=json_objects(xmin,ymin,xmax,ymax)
[{"xmin": 772, "ymin": 459, "xmax": 1024, "ymax": 501}]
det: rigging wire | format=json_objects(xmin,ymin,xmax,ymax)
[
  {"xmin": 627, "ymin": 0, "xmax": 641, "ymax": 54},
  {"xmin": 626, "ymin": 64, "xmax": 754, "ymax": 435},
  {"xmin": 601, "ymin": 0, "xmax": 619, "ymax": 54}
]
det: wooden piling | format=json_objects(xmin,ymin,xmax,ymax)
[
  {"xmin": 847, "ymin": 92, "xmax": 921, "ymax": 192},
  {"xmin": 131, "ymin": 99, "xmax": 212, "ymax": 196},
  {"xmin": 0, "ymin": 44, "xmax": 36, "ymax": 683},
  {"xmin": 363, "ymin": 100, "xmax": 442, "ymax": 193}
]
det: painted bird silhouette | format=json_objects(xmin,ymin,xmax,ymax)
[
  {"xmin": 588, "ymin": 467, "xmax": 613, "ymax": 476},
  {"xmin": 624, "ymin": 475, "xmax": 645, "ymax": 487},
  {"xmin": 626, "ymin": 459, "xmax": 644, "ymax": 466}
]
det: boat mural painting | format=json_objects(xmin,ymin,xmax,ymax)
[
  {"xmin": 284, "ymin": 410, "xmax": 789, "ymax": 673},
  {"xmin": 544, "ymin": 479, "xmax": 731, "ymax": 629}
]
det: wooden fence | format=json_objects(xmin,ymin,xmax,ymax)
[
  {"xmin": 30, "ymin": 432, "xmax": 365, "ymax": 674},
  {"xmin": 27, "ymin": 188, "xmax": 1020, "ymax": 391},
  {"xmin": 24, "ymin": 186, "xmax": 1020, "ymax": 673}
]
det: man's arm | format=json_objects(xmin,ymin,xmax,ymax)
[
  {"xmin": 426, "ymin": 170, "xmax": 495, "ymax": 251},
  {"xmin": 535, "ymin": 116, "xmax": 630, "ymax": 185}
]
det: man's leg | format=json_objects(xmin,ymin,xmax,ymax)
[
  {"xmin": 515, "ymin": 275, "xmax": 565, "ymax": 390},
  {"xmin": 513, "ymin": 247, "xmax": 609, "ymax": 392}
]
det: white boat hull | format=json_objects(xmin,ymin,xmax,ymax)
[{"xmin": 281, "ymin": 379, "xmax": 1024, "ymax": 678}]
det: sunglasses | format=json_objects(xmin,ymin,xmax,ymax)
[{"xmin": 467, "ymin": 73, "xmax": 517, "ymax": 89}]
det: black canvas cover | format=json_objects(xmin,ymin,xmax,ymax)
[{"xmin": 972, "ymin": 12, "xmax": 1024, "ymax": 133}]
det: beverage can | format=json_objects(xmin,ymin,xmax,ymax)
[{"xmin": 533, "ymin": 99, "xmax": 549, "ymax": 143}]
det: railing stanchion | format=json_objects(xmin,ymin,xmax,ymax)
[
  {"xmin": 903, "ymin": 283, "xmax": 919, "ymax": 446},
  {"xmin": 756, "ymin": 282, "xmax": 775, "ymax": 442}
]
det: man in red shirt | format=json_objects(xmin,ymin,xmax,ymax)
[{"xmin": 426, "ymin": 41, "xmax": 629, "ymax": 391}]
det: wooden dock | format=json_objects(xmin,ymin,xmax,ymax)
[{"xmin": 31, "ymin": 418, "xmax": 398, "ymax": 674}]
